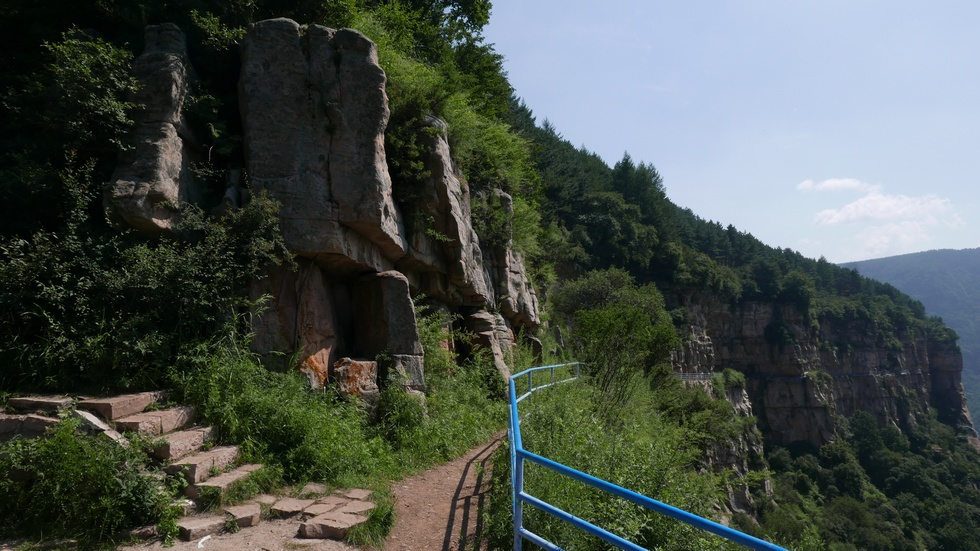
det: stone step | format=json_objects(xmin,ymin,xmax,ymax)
[
  {"xmin": 71, "ymin": 410, "xmax": 127, "ymax": 445},
  {"xmin": 185, "ymin": 463, "xmax": 263, "ymax": 499},
  {"xmin": 78, "ymin": 391, "xmax": 165, "ymax": 421},
  {"xmin": 115, "ymin": 406, "xmax": 194, "ymax": 436},
  {"xmin": 223, "ymin": 503, "xmax": 262, "ymax": 529},
  {"xmin": 298, "ymin": 511, "xmax": 368, "ymax": 539},
  {"xmin": 150, "ymin": 426, "xmax": 213, "ymax": 460},
  {"xmin": 8, "ymin": 395, "xmax": 73, "ymax": 414},
  {"xmin": 176, "ymin": 515, "xmax": 226, "ymax": 541},
  {"xmin": 300, "ymin": 492, "xmax": 376, "ymax": 519},
  {"xmin": 165, "ymin": 445, "xmax": 239, "ymax": 484},
  {"xmin": 271, "ymin": 497, "xmax": 316, "ymax": 518},
  {"xmin": 0, "ymin": 413, "xmax": 59, "ymax": 440}
]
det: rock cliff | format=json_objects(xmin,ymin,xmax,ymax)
[
  {"xmin": 106, "ymin": 19, "xmax": 540, "ymax": 393},
  {"xmin": 670, "ymin": 290, "xmax": 976, "ymax": 449}
]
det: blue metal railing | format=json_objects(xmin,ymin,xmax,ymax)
[{"xmin": 508, "ymin": 363, "xmax": 787, "ymax": 551}]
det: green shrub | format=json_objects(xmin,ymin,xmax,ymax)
[
  {"xmin": 0, "ymin": 418, "xmax": 171, "ymax": 546},
  {"xmin": 715, "ymin": 368, "xmax": 747, "ymax": 391},
  {"xmin": 173, "ymin": 346, "xmax": 389, "ymax": 486},
  {"xmin": 0, "ymin": 185, "xmax": 289, "ymax": 393},
  {"xmin": 380, "ymin": 359, "xmax": 506, "ymax": 472}
]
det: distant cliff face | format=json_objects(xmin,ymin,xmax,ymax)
[
  {"xmin": 842, "ymin": 248, "xmax": 980, "ymax": 426},
  {"xmin": 105, "ymin": 19, "xmax": 540, "ymax": 391},
  {"xmin": 670, "ymin": 290, "xmax": 976, "ymax": 448}
]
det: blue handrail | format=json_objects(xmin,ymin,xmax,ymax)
[{"xmin": 508, "ymin": 363, "xmax": 787, "ymax": 551}]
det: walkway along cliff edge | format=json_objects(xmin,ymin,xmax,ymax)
[{"xmin": 507, "ymin": 363, "xmax": 787, "ymax": 551}]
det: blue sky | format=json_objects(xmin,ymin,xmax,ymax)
[{"xmin": 484, "ymin": 1, "xmax": 980, "ymax": 263}]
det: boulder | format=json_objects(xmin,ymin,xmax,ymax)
[
  {"xmin": 352, "ymin": 271, "xmax": 423, "ymax": 357},
  {"xmin": 332, "ymin": 358, "xmax": 381, "ymax": 411},
  {"xmin": 465, "ymin": 310, "xmax": 515, "ymax": 380}
]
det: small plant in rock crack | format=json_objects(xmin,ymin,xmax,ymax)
[
  {"xmin": 157, "ymin": 503, "xmax": 182, "ymax": 547},
  {"xmin": 223, "ymin": 515, "xmax": 240, "ymax": 534}
]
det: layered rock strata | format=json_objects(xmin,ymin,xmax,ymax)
[{"xmin": 670, "ymin": 292, "xmax": 975, "ymax": 448}]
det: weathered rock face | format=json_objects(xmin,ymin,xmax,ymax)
[
  {"xmin": 249, "ymin": 260, "xmax": 342, "ymax": 386},
  {"xmin": 464, "ymin": 309, "xmax": 516, "ymax": 379},
  {"xmin": 239, "ymin": 19, "xmax": 406, "ymax": 272},
  {"xmin": 352, "ymin": 271, "xmax": 425, "ymax": 391},
  {"xmin": 397, "ymin": 116, "xmax": 493, "ymax": 307},
  {"xmin": 109, "ymin": 19, "xmax": 542, "ymax": 395},
  {"xmin": 105, "ymin": 23, "xmax": 199, "ymax": 233},
  {"xmin": 670, "ymin": 291, "xmax": 976, "ymax": 448},
  {"xmin": 699, "ymin": 384, "xmax": 771, "ymax": 514}
]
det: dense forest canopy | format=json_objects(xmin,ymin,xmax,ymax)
[{"xmin": 1, "ymin": 1, "xmax": 978, "ymax": 549}]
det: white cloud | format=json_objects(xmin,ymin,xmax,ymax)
[
  {"xmin": 813, "ymin": 189, "xmax": 960, "ymax": 226},
  {"xmin": 797, "ymin": 178, "xmax": 874, "ymax": 192},
  {"xmin": 843, "ymin": 221, "xmax": 955, "ymax": 260},
  {"xmin": 797, "ymin": 178, "xmax": 965, "ymax": 261}
]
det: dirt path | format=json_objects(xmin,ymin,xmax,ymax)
[{"xmin": 384, "ymin": 434, "xmax": 504, "ymax": 551}]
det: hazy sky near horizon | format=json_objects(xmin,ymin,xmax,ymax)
[{"xmin": 484, "ymin": 1, "xmax": 980, "ymax": 263}]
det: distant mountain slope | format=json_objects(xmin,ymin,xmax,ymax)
[{"xmin": 842, "ymin": 248, "xmax": 980, "ymax": 415}]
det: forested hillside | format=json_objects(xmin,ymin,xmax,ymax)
[
  {"xmin": 843, "ymin": 248, "xmax": 980, "ymax": 416},
  {"xmin": 1, "ymin": 1, "xmax": 979, "ymax": 549}
]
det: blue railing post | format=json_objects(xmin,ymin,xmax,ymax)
[{"xmin": 514, "ymin": 452, "xmax": 524, "ymax": 550}]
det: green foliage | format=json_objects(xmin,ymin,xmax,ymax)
[
  {"xmin": 174, "ymin": 346, "xmax": 389, "ymax": 486},
  {"xmin": 346, "ymin": 488, "xmax": 395, "ymax": 547},
  {"xmin": 715, "ymin": 368, "xmax": 746, "ymax": 391},
  {"xmin": 0, "ymin": 185, "xmax": 289, "ymax": 392},
  {"xmin": 651, "ymin": 375, "xmax": 755, "ymax": 449},
  {"xmin": 197, "ymin": 464, "xmax": 283, "ymax": 510},
  {"xmin": 190, "ymin": 10, "xmax": 247, "ymax": 51},
  {"xmin": 550, "ymin": 268, "xmax": 679, "ymax": 418},
  {"xmin": 390, "ymin": 359, "xmax": 506, "ymax": 468},
  {"xmin": 0, "ymin": 418, "xmax": 171, "ymax": 546},
  {"xmin": 355, "ymin": 10, "xmax": 538, "ymax": 257},
  {"xmin": 756, "ymin": 411, "xmax": 980, "ymax": 550},
  {"xmin": 4, "ymin": 29, "xmax": 138, "ymax": 154}
]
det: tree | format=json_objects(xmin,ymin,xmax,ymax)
[{"xmin": 550, "ymin": 268, "xmax": 678, "ymax": 420}]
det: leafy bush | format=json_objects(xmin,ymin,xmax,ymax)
[
  {"xmin": 173, "ymin": 346, "xmax": 390, "ymax": 486},
  {"xmin": 550, "ymin": 268, "xmax": 678, "ymax": 419},
  {"xmin": 0, "ymin": 418, "xmax": 171, "ymax": 546},
  {"xmin": 376, "ymin": 300, "xmax": 507, "ymax": 470},
  {"xmin": 0, "ymin": 178, "xmax": 289, "ymax": 392}
]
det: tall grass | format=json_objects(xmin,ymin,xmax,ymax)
[
  {"xmin": 172, "ymin": 305, "xmax": 507, "ymax": 487},
  {"xmin": 487, "ymin": 381, "xmax": 742, "ymax": 551}
]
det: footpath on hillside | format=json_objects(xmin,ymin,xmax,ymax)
[{"xmin": 384, "ymin": 435, "xmax": 503, "ymax": 551}]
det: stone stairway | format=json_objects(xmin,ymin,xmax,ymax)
[{"xmin": 2, "ymin": 393, "xmax": 376, "ymax": 544}]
